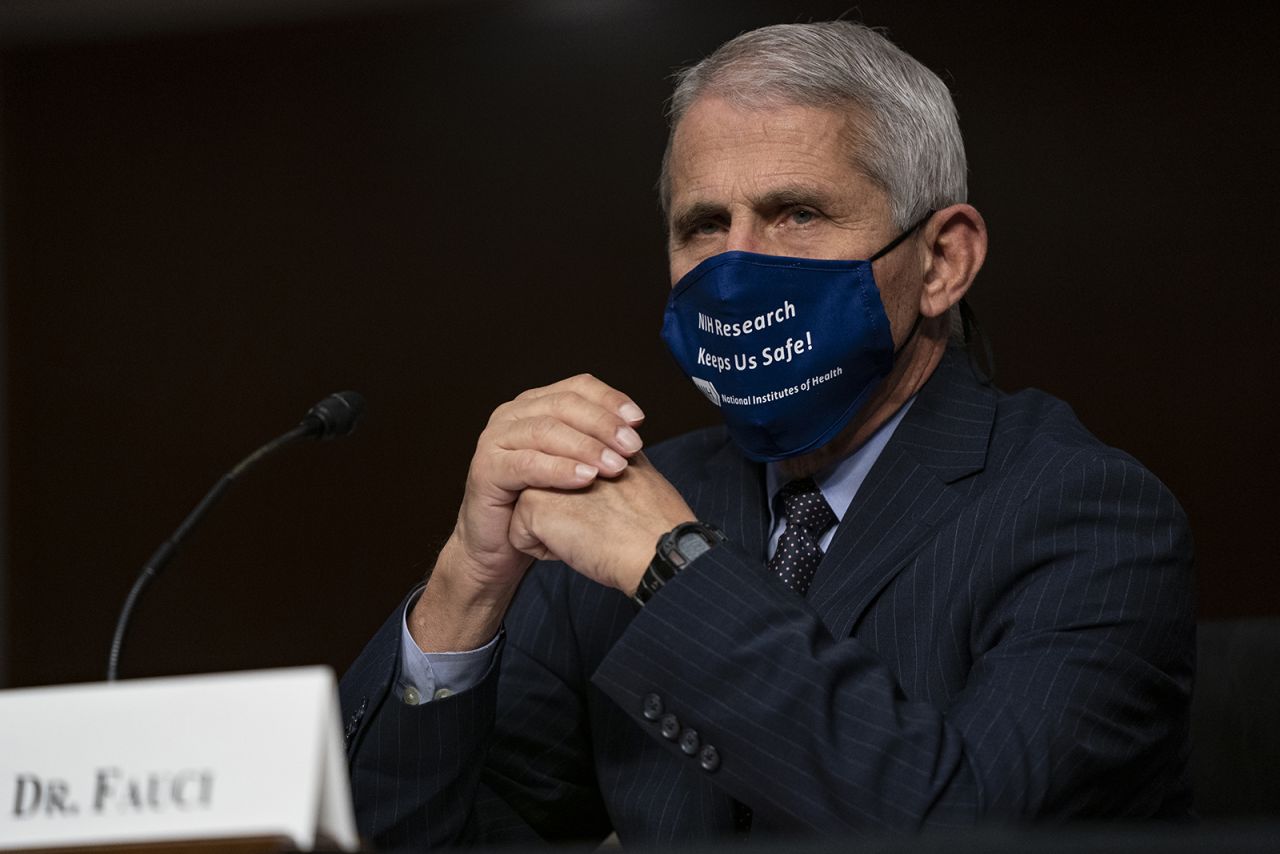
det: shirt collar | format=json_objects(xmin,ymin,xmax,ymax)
[{"xmin": 766, "ymin": 396, "xmax": 916, "ymax": 527}]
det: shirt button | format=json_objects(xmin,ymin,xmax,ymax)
[
  {"xmin": 402, "ymin": 686, "xmax": 421, "ymax": 706},
  {"xmin": 679, "ymin": 728, "xmax": 700, "ymax": 756},
  {"xmin": 659, "ymin": 713, "xmax": 680, "ymax": 741},
  {"xmin": 699, "ymin": 744, "xmax": 721, "ymax": 772},
  {"xmin": 433, "ymin": 687, "xmax": 454, "ymax": 700},
  {"xmin": 642, "ymin": 693, "xmax": 664, "ymax": 721}
]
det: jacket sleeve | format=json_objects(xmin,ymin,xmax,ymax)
[
  {"xmin": 340, "ymin": 577, "xmax": 614, "ymax": 849},
  {"xmin": 590, "ymin": 452, "xmax": 1194, "ymax": 830}
]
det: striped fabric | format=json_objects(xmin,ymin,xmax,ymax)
[{"xmin": 340, "ymin": 348, "xmax": 1194, "ymax": 849}]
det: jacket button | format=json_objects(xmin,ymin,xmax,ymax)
[
  {"xmin": 660, "ymin": 713, "xmax": 680, "ymax": 741},
  {"xmin": 679, "ymin": 728, "xmax": 700, "ymax": 756},
  {"xmin": 642, "ymin": 693, "xmax": 663, "ymax": 721},
  {"xmin": 699, "ymin": 744, "xmax": 720, "ymax": 772}
]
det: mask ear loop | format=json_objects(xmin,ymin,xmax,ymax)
[
  {"xmin": 893, "ymin": 312, "xmax": 924, "ymax": 356},
  {"xmin": 874, "ymin": 211, "xmax": 996, "ymax": 386},
  {"xmin": 869, "ymin": 210, "xmax": 935, "ymax": 263},
  {"xmin": 960, "ymin": 298, "xmax": 996, "ymax": 386},
  {"xmin": 872, "ymin": 210, "xmax": 934, "ymax": 358}
]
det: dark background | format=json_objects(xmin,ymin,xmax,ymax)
[{"xmin": 0, "ymin": 1, "xmax": 1275, "ymax": 689}]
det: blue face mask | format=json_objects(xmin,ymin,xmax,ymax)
[{"xmin": 660, "ymin": 216, "xmax": 928, "ymax": 462}]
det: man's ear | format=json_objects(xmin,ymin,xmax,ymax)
[{"xmin": 919, "ymin": 204, "xmax": 987, "ymax": 318}]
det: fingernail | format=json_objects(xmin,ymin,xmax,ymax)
[
  {"xmin": 615, "ymin": 425, "xmax": 643, "ymax": 453},
  {"xmin": 600, "ymin": 449, "xmax": 627, "ymax": 472},
  {"xmin": 619, "ymin": 402, "xmax": 645, "ymax": 422},
  {"xmin": 575, "ymin": 464, "xmax": 598, "ymax": 481}
]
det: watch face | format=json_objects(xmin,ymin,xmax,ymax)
[
  {"xmin": 673, "ymin": 530, "xmax": 714, "ymax": 563},
  {"xmin": 636, "ymin": 523, "xmax": 723, "ymax": 606}
]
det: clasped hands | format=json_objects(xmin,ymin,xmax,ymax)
[{"xmin": 411, "ymin": 374, "xmax": 695, "ymax": 653}]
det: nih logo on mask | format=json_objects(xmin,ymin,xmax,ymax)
[{"xmin": 691, "ymin": 377, "xmax": 721, "ymax": 407}]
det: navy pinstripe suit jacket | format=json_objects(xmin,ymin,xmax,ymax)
[{"xmin": 340, "ymin": 349, "xmax": 1195, "ymax": 849}]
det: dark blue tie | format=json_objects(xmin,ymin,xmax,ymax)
[{"xmin": 768, "ymin": 477, "xmax": 838, "ymax": 596}]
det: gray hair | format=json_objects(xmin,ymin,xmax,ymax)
[{"xmin": 659, "ymin": 21, "xmax": 968, "ymax": 230}]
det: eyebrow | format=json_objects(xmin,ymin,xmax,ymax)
[
  {"xmin": 764, "ymin": 185, "xmax": 830, "ymax": 206},
  {"xmin": 668, "ymin": 185, "xmax": 839, "ymax": 234}
]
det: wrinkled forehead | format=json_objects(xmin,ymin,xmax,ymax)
[{"xmin": 665, "ymin": 96, "xmax": 879, "ymax": 213}]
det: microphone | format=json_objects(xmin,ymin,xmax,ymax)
[
  {"xmin": 301, "ymin": 390, "xmax": 365, "ymax": 440},
  {"xmin": 106, "ymin": 391, "xmax": 367, "ymax": 681}
]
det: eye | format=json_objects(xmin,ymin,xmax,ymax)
[
  {"xmin": 682, "ymin": 219, "xmax": 723, "ymax": 240},
  {"xmin": 785, "ymin": 207, "xmax": 819, "ymax": 226}
]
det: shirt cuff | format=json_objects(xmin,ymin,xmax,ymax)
[{"xmin": 397, "ymin": 593, "xmax": 499, "ymax": 705}]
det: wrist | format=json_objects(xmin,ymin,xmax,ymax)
[{"xmin": 410, "ymin": 539, "xmax": 518, "ymax": 653}]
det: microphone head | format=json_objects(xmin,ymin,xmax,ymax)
[{"xmin": 303, "ymin": 391, "xmax": 366, "ymax": 439}]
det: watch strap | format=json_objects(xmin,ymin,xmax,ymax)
[{"xmin": 632, "ymin": 521, "xmax": 724, "ymax": 606}]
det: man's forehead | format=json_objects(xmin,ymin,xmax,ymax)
[
  {"xmin": 666, "ymin": 97, "xmax": 874, "ymax": 213},
  {"xmin": 671, "ymin": 98, "xmax": 853, "ymax": 158}
]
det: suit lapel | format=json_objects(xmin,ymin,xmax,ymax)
[
  {"xmin": 684, "ymin": 435, "xmax": 769, "ymax": 561},
  {"xmin": 668, "ymin": 350, "xmax": 996, "ymax": 641},
  {"xmin": 806, "ymin": 349, "xmax": 996, "ymax": 640}
]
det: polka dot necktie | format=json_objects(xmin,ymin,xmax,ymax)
[{"xmin": 767, "ymin": 477, "xmax": 837, "ymax": 596}]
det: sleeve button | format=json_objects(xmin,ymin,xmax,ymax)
[
  {"xmin": 679, "ymin": 728, "xmax": 700, "ymax": 756},
  {"xmin": 659, "ymin": 713, "xmax": 680, "ymax": 741},
  {"xmin": 642, "ymin": 693, "xmax": 664, "ymax": 721},
  {"xmin": 699, "ymin": 744, "xmax": 720, "ymax": 772}
]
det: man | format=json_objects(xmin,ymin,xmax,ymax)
[{"xmin": 340, "ymin": 21, "xmax": 1193, "ymax": 848}]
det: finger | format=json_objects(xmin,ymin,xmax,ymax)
[
  {"xmin": 516, "ymin": 373, "xmax": 646, "ymax": 425},
  {"xmin": 507, "ymin": 519, "xmax": 545, "ymax": 559},
  {"xmin": 496, "ymin": 414, "xmax": 629, "ymax": 475},
  {"xmin": 508, "ymin": 499, "xmax": 556, "ymax": 561},
  {"xmin": 508, "ymin": 522, "xmax": 550, "ymax": 561},
  {"xmin": 495, "ymin": 390, "xmax": 644, "ymax": 459},
  {"xmin": 483, "ymin": 448, "xmax": 599, "ymax": 493}
]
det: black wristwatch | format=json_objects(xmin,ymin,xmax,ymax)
[{"xmin": 632, "ymin": 521, "xmax": 725, "ymax": 606}]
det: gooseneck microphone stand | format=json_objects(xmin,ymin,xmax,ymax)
[{"xmin": 106, "ymin": 391, "xmax": 365, "ymax": 682}]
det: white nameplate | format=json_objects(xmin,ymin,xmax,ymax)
[{"xmin": 0, "ymin": 666, "xmax": 358, "ymax": 851}]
